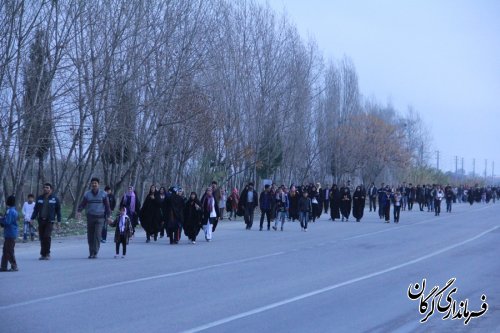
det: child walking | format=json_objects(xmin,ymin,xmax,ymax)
[
  {"xmin": 110, "ymin": 206, "xmax": 132, "ymax": 258},
  {"xmin": 273, "ymin": 187, "xmax": 289, "ymax": 231},
  {"xmin": 1, "ymin": 196, "xmax": 19, "ymax": 271},
  {"xmin": 22, "ymin": 194, "xmax": 36, "ymax": 242}
]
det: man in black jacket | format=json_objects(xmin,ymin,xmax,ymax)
[
  {"xmin": 240, "ymin": 183, "xmax": 258, "ymax": 230},
  {"xmin": 30, "ymin": 183, "xmax": 62, "ymax": 260}
]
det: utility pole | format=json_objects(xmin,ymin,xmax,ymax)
[
  {"xmin": 436, "ymin": 150, "xmax": 440, "ymax": 170},
  {"xmin": 455, "ymin": 156, "xmax": 458, "ymax": 174},
  {"xmin": 484, "ymin": 159, "xmax": 487, "ymax": 179},
  {"xmin": 493, "ymin": 161, "xmax": 495, "ymax": 178},
  {"xmin": 473, "ymin": 158, "xmax": 476, "ymax": 177},
  {"xmin": 461, "ymin": 157, "xmax": 464, "ymax": 177}
]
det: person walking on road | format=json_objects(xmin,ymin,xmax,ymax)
[
  {"xmin": 329, "ymin": 184, "xmax": 341, "ymax": 221},
  {"xmin": 110, "ymin": 206, "xmax": 132, "ymax": 258},
  {"xmin": 340, "ymin": 187, "xmax": 352, "ymax": 222},
  {"xmin": 240, "ymin": 183, "xmax": 258, "ymax": 230},
  {"xmin": 77, "ymin": 177, "xmax": 111, "ymax": 259},
  {"xmin": 201, "ymin": 187, "xmax": 219, "ymax": 241},
  {"xmin": 183, "ymin": 192, "xmax": 202, "ymax": 244},
  {"xmin": 22, "ymin": 194, "xmax": 36, "ymax": 242},
  {"xmin": 368, "ymin": 183, "xmax": 377, "ymax": 212},
  {"xmin": 298, "ymin": 191, "xmax": 312, "ymax": 231},
  {"xmin": 273, "ymin": 187, "xmax": 289, "ymax": 231},
  {"xmin": 434, "ymin": 186, "xmax": 444, "ymax": 216},
  {"xmin": 259, "ymin": 184, "xmax": 273, "ymax": 231},
  {"xmin": 30, "ymin": 183, "xmax": 61, "ymax": 260},
  {"xmin": 1, "ymin": 196, "xmax": 19, "ymax": 272},
  {"xmin": 101, "ymin": 186, "xmax": 116, "ymax": 243},
  {"xmin": 392, "ymin": 190, "xmax": 402, "ymax": 223},
  {"xmin": 352, "ymin": 186, "xmax": 366, "ymax": 222}
]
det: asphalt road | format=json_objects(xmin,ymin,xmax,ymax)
[{"xmin": 1, "ymin": 202, "xmax": 499, "ymax": 333}]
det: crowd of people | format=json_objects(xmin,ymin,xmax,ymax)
[{"xmin": 0, "ymin": 179, "xmax": 498, "ymax": 272}]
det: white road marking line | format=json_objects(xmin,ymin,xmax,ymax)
[
  {"xmin": 0, "ymin": 252, "xmax": 284, "ymax": 311},
  {"xmin": 181, "ymin": 226, "xmax": 499, "ymax": 333}
]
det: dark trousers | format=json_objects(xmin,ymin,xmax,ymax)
[
  {"xmin": 384, "ymin": 205, "xmax": 390, "ymax": 222},
  {"xmin": 1, "ymin": 238, "xmax": 17, "ymax": 270},
  {"xmin": 115, "ymin": 235, "xmax": 127, "ymax": 255},
  {"xmin": 446, "ymin": 201, "xmax": 452, "ymax": 212},
  {"xmin": 369, "ymin": 197, "xmax": 377, "ymax": 211},
  {"xmin": 146, "ymin": 231, "xmax": 158, "ymax": 241},
  {"xmin": 244, "ymin": 206, "xmax": 255, "ymax": 229},
  {"xmin": 38, "ymin": 219, "xmax": 53, "ymax": 257},
  {"xmin": 408, "ymin": 199, "xmax": 414, "ymax": 211},
  {"xmin": 323, "ymin": 199, "xmax": 329, "ymax": 213},
  {"xmin": 393, "ymin": 206, "xmax": 401, "ymax": 222},
  {"xmin": 167, "ymin": 227, "xmax": 181, "ymax": 244},
  {"xmin": 87, "ymin": 215, "xmax": 104, "ymax": 256},
  {"xmin": 378, "ymin": 203, "xmax": 384, "ymax": 218},
  {"xmin": 259, "ymin": 209, "xmax": 272, "ymax": 229},
  {"xmin": 434, "ymin": 200, "xmax": 442, "ymax": 216},
  {"xmin": 159, "ymin": 222, "xmax": 167, "ymax": 237}
]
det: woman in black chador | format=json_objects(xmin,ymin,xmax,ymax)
[
  {"xmin": 139, "ymin": 185, "xmax": 162, "ymax": 242},
  {"xmin": 166, "ymin": 187, "xmax": 185, "ymax": 244},
  {"xmin": 183, "ymin": 192, "xmax": 202, "ymax": 244},
  {"xmin": 287, "ymin": 186, "xmax": 300, "ymax": 222},
  {"xmin": 352, "ymin": 186, "xmax": 366, "ymax": 222},
  {"xmin": 329, "ymin": 184, "xmax": 341, "ymax": 221},
  {"xmin": 340, "ymin": 187, "xmax": 352, "ymax": 221}
]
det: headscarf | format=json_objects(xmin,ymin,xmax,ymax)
[
  {"xmin": 203, "ymin": 188, "xmax": 214, "ymax": 212},
  {"xmin": 119, "ymin": 207, "xmax": 127, "ymax": 233},
  {"xmin": 127, "ymin": 187, "xmax": 136, "ymax": 213}
]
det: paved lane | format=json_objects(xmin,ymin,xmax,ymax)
[{"xmin": 1, "ymin": 203, "xmax": 498, "ymax": 333}]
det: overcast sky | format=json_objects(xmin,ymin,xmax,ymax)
[{"xmin": 261, "ymin": 0, "xmax": 500, "ymax": 176}]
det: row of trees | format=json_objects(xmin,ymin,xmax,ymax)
[{"xmin": 1, "ymin": 0, "xmax": 433, "ymax": 215}]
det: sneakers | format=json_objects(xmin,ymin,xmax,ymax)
[
  {"xmin": 100, "ymin": 239, "xmax": 106, "ymax": 243},
  {"xmin": 192, "ymin": 241, "xmax": 196, "ymax": 244},
  {"xmin": 114, "ymin": 255, "xmax": 119, "ymax": 259},
  {"xmin": 121, "ymin": 255, "xmax": 125, "ymax": 259},
  {"xmin": 39, "ymin": 256, "xmax": 49, "ymax": 260},
  {"xmin": 272, "ymin": 226, "xmax": 277, "ymax": 231}
]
